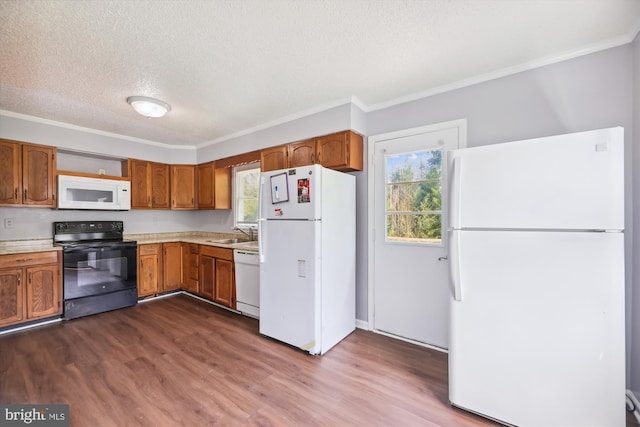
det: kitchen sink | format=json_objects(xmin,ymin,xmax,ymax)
[{"xmin": 206, "ymin": 238, "xmax": 247, "ymax": 244}]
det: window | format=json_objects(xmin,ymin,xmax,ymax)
[
  {"xmin": 385, "ymin": 148, "xmax": 442, "ymax": 245},
  {"xmin": 234, "ymin": 164, "xmax": 260, "ymax": 227}
]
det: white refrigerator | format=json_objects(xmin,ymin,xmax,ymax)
[
  {"xmin": 258, "ymin": 164, "xmax": 356, "ymax": 355},
  {"xmin": 448, "ymin": 127, "xmax": 626, "ymax": 426}
]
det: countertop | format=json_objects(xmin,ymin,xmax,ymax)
[{"xmin": 0, "ymin": 232, "xmax": 259, "ymax": 255}]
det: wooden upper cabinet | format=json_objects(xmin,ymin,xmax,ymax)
[
  {"xmin": 289, "ymin": 139, "xmax": 316, "ymax": 168},
  {"xmin": 0, "ymin": 140, "xmax": 22, "ymax": 205},
  {"xmin": 316, "ymin": 130, "xmax": 363, "ymax": 172},
  {"xmin": 151, "ymin": 163, "xmax": 170, "ymax": 208},
  {"xmin": 259, "ymin": 130, "xmax": 363, "ymax": 174},
  {"xmin": 131, "ymin": 160, "xmax": 170, "ymax": 209},
  {"xmin": 22, "ymin": 144, "xmax": 56, "ymax": 206},
  {"xmin": 171, "ymin": 165, "xmax": 196, "ymax": 209},
  {"xmin": 197, "ymin": 162, "xmax": 215, "ymax": 209},
  {"xmin": 130, "ymin": 159, "xmax": 152, "ymax": 208},
  {"xmin": 260, "ymin": 146, "xmax": 288, "ymax": 172},
  {"xmin": 214, "ymin": 167, "xmax": 231, "ymax": 209},
  {"xmin": 0, "ymin": 140, "xmax": 56, "ymax": 207}
]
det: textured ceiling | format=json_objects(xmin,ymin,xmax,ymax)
[{"xmin": 1, "ymin": 0, "xmax": 639, "ymax": 148}]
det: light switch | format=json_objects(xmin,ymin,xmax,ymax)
[{"xmin": 4, "ymin": 218, "xmax": 14, "ymax": 228}]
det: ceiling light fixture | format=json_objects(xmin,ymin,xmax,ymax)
[{"xmin": 126, "ymin": 96, "xmax": 171, "ymax": 118}]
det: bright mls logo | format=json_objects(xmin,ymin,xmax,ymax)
[{"xmin": 0, "ymin": 405, "xmax": 69, "ymax": 426}]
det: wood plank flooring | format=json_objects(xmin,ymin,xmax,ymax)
[{"xmin": 0, "ymin": 294, "xmax": 637, "ymax": 426}]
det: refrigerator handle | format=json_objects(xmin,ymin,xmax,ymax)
[
  {"xmin": 450, "ymin": 155, "xmax": 462, "ymax": 229},
  {"xmin": 449, "ymin": 230, "xmax": 462, "ymax": 301},
  {"xmin": 258, "ymin": 175, "xmax": 266, "ymax": 263}
]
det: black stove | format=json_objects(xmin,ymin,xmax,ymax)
[{"xmin": 54, "ymin": 221, "xmax": 138, "ymax": 320}]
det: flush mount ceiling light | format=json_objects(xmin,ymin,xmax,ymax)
[{"xmin": 126, "ymin": 96, "xmax": 171, "ymax": 118}]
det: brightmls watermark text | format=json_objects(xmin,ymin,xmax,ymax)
[{"xmin": 0, "ymin": 405, "xmax": 68, "ymax": 426}]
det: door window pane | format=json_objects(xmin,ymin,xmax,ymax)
[{"xmin": 385, "ymin": 149, "xmax": 442, "ymax": 244}]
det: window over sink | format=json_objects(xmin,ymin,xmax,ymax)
[{"xmin": 234, "ymin": 164, "xmax": 260, "ymax": 228}]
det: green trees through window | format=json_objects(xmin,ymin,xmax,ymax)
[
  {"xmin": 235, "ymin": 167, "xmax": 260, "ymax": 226},
  {"xmin": 385, "ymin": 149, "xmax": 442, "ymax": 244}
]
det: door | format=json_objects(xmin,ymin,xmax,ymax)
[
  {"xmin": 259, "ymin": 219, "xmax": 320, "ymax": 353},
  {"xmin": 449, "ymin": 230, "xmax": 625, "ymax": 426},
  {"xmin": 370, "ymin": 120, "xmax": 465, "ymax": 349}
]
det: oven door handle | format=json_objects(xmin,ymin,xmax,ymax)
[{"xmin": 63, "ymin": 242, "xmax": 137, "ymax": 252}]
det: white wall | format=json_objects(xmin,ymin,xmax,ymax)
[
  {"xmin": 0, "ymin": 114, "xmax": 196, "ymax": 164},
  {"xmin": 631, "ymin": 32, "xmax": 640, "ymax": 401}
]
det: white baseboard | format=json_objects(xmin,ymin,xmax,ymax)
[
  {"xmin": 355, "ymin": 319, "xmax": 369, "ymax": 330},
  {"xmin": 628, "ymin": 390, "xmax": 640, "ymax": 423}
]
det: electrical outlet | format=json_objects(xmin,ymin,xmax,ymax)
[{"xmin": 4, "ymin": 218, "xmax": 14, "ymax": 229}]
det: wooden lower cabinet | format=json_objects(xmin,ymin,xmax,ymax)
[
  {"xmin": 182, "ymin": 243, "xmax": 199, "ymax": 294},
  {"xmin": 137, "ymin": 242, "xmax": 235, "ymax": 309},
  {"xmin": 199, "ymin": 245, "xmax": 236, "ymax": 309},
  {"xmin": 162, "ymin": 242, "xmax": 182, "ymax": 292},
  {"xmin": 137, "ymin": 244, "xmax": 162, "ymax": 297},
  {"xmin": 214, "ymin": 258, "xmax": 235, "ymax": 308},
  {"xmin": 0, "ymin": 251, "xmax": 62, "ymax": 328}
]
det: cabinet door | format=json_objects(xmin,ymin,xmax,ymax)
[
  {"xmin": 199, "ymin": 255, "xmax": 215, "ymax": 300},
  {"xmin": 171, "ymin": 165, "xmax": 196, "ymax": 209},
  {"xmin": 214, "ymin": 167, "xmax": 231, "ymax": 209},
  {"xmin": 131, "ymin": 160, "xmax": 152, "ymax": 208},
  {"xmin": 162, "ymin": 242, "xmax": 182, "ymax": 292},
  {"xmin": 197, "ymin": 162, "xmax": 215, "ymax": 209},
  {"xmin": 25, "ymin": 264, "xmax": 60, "ymax": 319},
  {"xmin": 138, "ymin": 244, "xmax": 161, "ymax": 297},
  {"xmin": 0, "ymin": 268, "xmax": 23, "ymax": 326},
  {"xmin": 214, "ymin": 258, "xmax": 235, "ymax": 309},
  {"xmin": 0, "ymin": 140, "xmax": 22, "ymax": 205},
  {"xmin": 260, "ymin": 146, "xmax": 288, "ymax": 172},
  {"xmin": 22, "ymin": 144, "xmax": 56, "ymax": 206},
  {"xmin": 182, "ymin": 243, "xmax": 199, "ymax": 293},
  {"xmin": 289, "ymin": 139, "xmax": 316, "ymax": 168},
  {"xmin": 151, "ymin": 163, "xmax": 171, "ymax": 208},
  {"xmin": 316, "ymin": 130, "xmax": 363, "ymax": 172}
]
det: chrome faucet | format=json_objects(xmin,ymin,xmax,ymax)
[{"xmin": 233, "ymin": 226, "xmax": 256, "ymax": 241}]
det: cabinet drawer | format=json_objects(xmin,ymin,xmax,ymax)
[
  {"xmin": 0, "ymin": 251, "xmax": 59, "ymax": 269},
  {"xmin": 200, "ymin": 245, "xmax": 233, "ymax": 261},
  {"xmin": 138, "ymin": 244, "xmax": 161, "ymax": 256}
]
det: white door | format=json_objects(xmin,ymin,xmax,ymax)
[
  {"xmin": 369, "ymin": 120, "xmax": 465, "ymax": 349},
  {"xmin": 259, "ymin": 219, "xmax": 321, "ymax": 353}
]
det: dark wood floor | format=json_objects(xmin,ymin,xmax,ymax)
[{"xmin": 0, "ymin": 294, "xmax": 637, "ymax": 426}]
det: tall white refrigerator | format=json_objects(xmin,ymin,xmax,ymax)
[
  {"xmin": 258, "ymin": 164, "xmax": 356, "ymax": 355},
  {"xmin": 448, "ymin": 127, "xmax": 625, "ymax": 426}
]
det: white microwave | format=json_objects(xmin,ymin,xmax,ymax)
[{"xmin": 57, "ymin": 175, "xmax": 131, "ymax": 210}]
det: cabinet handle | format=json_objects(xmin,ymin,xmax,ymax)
[
  {"xmin": 24, "ymin": 189, "xmax": 27, "ymax": 199},
  {"xmin": 28, "ymin": 272, "xmax": 32, "ymax": 284},
  {"xmin": 15, "ymin": 258, "xmax": 33, "ymax": 263},
  {"xmin": 15, "ymin": 188, "xmax": 18, "ymax": 199},
  {"xmin": 17, "ymin": 274, "xmax": 21, "ymax": 286},
  {"xmin": 311, "ymin": 153, "xmax": 314, "ymax": 163},
  {"xmin": 52, "ymin": 193, "xmax": 56, "ymax": 201}
]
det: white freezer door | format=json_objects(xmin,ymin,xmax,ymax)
[
  {"xmin": 449, "ymin": 127, "xmax": 624, "ymax": 230},
  {"xmin": 259, "ymin": 219, "xmax": 322, "ymax": 354},
  {"xmin": 448, "ymin": 230, "xmax": 625, "ymax": 426},
  {"xmin": 260, "ymin": 165, "xmax": 322, "ymax": 220}
]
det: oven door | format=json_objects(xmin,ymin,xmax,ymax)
[{"xmin": 63, "ymin": 242, "xmax": 137, "ymax": 300}]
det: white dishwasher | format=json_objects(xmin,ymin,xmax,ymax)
[{"xmin": 234, "ymin": 249, "xmax": 260, "ymax": 318}]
